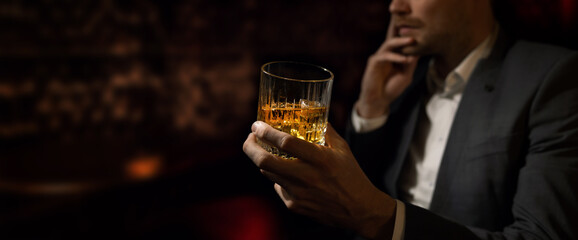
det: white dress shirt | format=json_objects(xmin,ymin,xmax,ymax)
[{"xmin": 351, "ymin": 29, "xmax": 497, "ymax": 239}]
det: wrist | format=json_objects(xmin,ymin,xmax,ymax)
[
  {"xmin": 355, "ymin": 100, "xmax": 390, "ymax": 119},
  {"xmin": 356, "ymin": 191, "xmax": 397, "ymax": 239}
]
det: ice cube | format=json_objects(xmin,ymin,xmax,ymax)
[{"xmin": 300, "ymin": 99, "xmax": 310, "ymax": 108}]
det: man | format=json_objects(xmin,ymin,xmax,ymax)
[{"xmin": 243, "ymin": 0, "xmax": 578, "ymax": 239}]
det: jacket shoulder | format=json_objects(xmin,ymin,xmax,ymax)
[
  {"xmin": 506, "ymin": 40, "xmax": 577, "ymax": 65},
  {"xmin": 499, "ymin": 40, "xmax": 578, "ymax": 85}
]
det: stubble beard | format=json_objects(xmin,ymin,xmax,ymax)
[
  {"xmin": 399, "ymin": 44, "xmax": 425, "ymax": 56},
  {"xmin": 398, "ymin": 38, "xmax": 433, "ymax": 57},
  {"xmin": 400, "ymin": 29, "xmax": 458, "ymax": 58}
]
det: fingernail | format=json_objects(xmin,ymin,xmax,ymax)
[{"xmin": 251, "ymin": 121, "xmax": 263, "ymax": 132}]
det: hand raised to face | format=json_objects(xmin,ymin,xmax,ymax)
[
  {"xmin": 355, "ymin": 18, "xmax": 420, "ymax": 119},
  {"xmin": 243, "ymin": 121, "xmax": 397, "ymax": 239}
]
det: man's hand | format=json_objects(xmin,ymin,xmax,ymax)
[
  {"xmin": 243, "ymin": 121, "xmax": 397, "ymax": 239},
  {"xmin": 356, "ymin": 19, "xmax": 420, "ymax": 118}
]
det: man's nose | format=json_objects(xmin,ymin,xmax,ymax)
[{"xmin": 389, "ymin": 0, "xmax": 410, "ymax": 15}]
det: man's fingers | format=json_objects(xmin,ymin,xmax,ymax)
[
  {"xmin": 262, "ymin": 169, "xmax": 292, "ymax": 190},
  {"xmin": 376, "ymin": 36, "xmax": 414, "ymax": 54},
  {"xmin": 406, "ymin": 55, "xmax": 420, "ymax": 69},
  {"xmin": 274, "ymin": 183, "xmax": 311, "ymax": 216},
  {"xmin": 386, "ymin": 36, "xmax": 415, "ymax": 48},
  {"xmin": 371, "ymin": 38, "xmax": 415, "ymax": 65},
  {"xmin": 371, "ymin": 51, "xmax": 413, "ymax": 65},
  {"xmin": 243, "ymin": 132, "xmax": 291, "ymax": 172},
  {"xmin": 251, "ymin": 121, "xmax": 322, "ymax": 161},
  {"xmin": 274, "ymin": 183, "xmax": 293, "ymax": 204},
  {"xmin": 386, "ymin": 18, "xmax": 396, "ymax": 39}
]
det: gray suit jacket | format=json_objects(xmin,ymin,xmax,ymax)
[{"xmin": 346, "ymin": 33, "xmax": 578, "ymax": 239}]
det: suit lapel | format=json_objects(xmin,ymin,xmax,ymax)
[
  {"xmin": 428, "ymin": 31, "xmax": 514, "ymax": 212},
  {"xmin": 384, "ymin": 58, "xmax": 429, "ymax": 198}
]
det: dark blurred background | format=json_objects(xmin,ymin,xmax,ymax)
[{"xmin": 0, "ymin": 0, "xmax": 576, "ymax": 239}]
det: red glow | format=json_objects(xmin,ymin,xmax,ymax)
[
  {"xmin": 560, "ymin": 0, "xmax": 576, "ymax": 27},
  {"xmin": 513, "ymin": 0, "xmax": 577, "ymax": 28},
  {"xmin": 192, "ymin": 196, "xmax": 280, "ymax": 240}
]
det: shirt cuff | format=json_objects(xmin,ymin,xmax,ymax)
[
  {"xmin": 351, "ymin": 108, "xmax": 388, "ymax": 133},
  {"xmin": 392, "ymin": 200, "xmax": 406, "ymax": 240}
]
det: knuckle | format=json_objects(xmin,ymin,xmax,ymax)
[
  {"xmin": 254, "ymin": 153, "xmax": 271, "ymax": 168},
  {"xmin": 288, "ymin": 203, "xmax": 309, "ymax": 216},
  {"xmin": 278, "ymin": 134, "xmax": 294, "ymax": 150},
  {"xmin": 242, "ymin": 136, "xmax": 251, "ymax": 152},
  {"xmin": 285, "ymin": 200, "xmax": 301, "ymax": 212},
  {"xmin": 285, "ymin": 200, "xmax": 296, "ymax": 209},
  {"xmin": 254, "ymin": 125, "xmax": 267, "ymax": 138},
  {"xmin": 368, "ymin": 53, "xmax": 378, "ymax": 61}
]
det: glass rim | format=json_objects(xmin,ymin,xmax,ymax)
[{"xmin": 261, "ymin": 61, "xmax": 334, "ymax": 83}]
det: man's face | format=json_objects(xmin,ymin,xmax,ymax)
[{"xmin": 390, "ymin": 0, "xmax": 477, "ymax": 56}]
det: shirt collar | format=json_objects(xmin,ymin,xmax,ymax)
[{"xmin": 427, "ymin": 26, "xmax": 498, "ymax": 98}]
